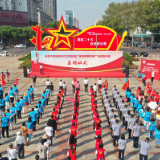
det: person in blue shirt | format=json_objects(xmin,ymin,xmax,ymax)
[
  {"xmin": 155, "ymin": 125, "xmax": 160, "ymax": 148},
  {"xmin": 9, "ymin": 87, "xmax": 14, "ymax": 105},
  {"xmin": 6, "ymin": 109, "xmax": 13, "ymax": 131},
  {"xmin": 136, "ymin": 102, "xmax": 143, "ymax": 113},
  {"xmin": 130, "ymin": 93, "xmax": 135, "ymax": 108},
  {"xmin": 0, "ymin": 84, "xmax": 3, "ymax": 99},
  {"xmin": 13, "ymin": 84, "xmax": 18, "ymax": 101},
  {"xmin": 15, "ymin": 99, "xmax": 22, "ymax": 119},
  {"xmin": 149, "ymin": 117, "xmax": 156, "ymax": 139},
  {"xmin": 10, "ymin": 104, "xmax": 17, "ymax": 125},
  {"xmin": 20, "ymin": 96, "xmax": 25, "ymax": 114},
  {"xmin": 126, "ymin": 89, "xmax": 132, "ymax": 103},
  {"xmin": 42, "ymin": 91, "xmax": 47, "ymax": 105},
  {"xmin": 34, "ymin": 106, "xmax": 40, "ymax": 124},
  {"xmin": 143, "ymin": 108, "xmax": 152, "ymax": 132},
  {"xmin": 133, "ymin": 97, "xmax": 139, "ymax": 114},
  {"xmin": 29, "ymin": 108, "xmax": 37, "ymax": 131},
  {"xmin": 27, "ymin": 89, "xmax": 31, "ymax": 105},
  {"xmin": 142, "ymin": 72, "xmax": 145, "ymax": 80},
  {"xmin": 26, "ymin": 117, "xmax": 34, "ymax": 138},
  {"xmin": 23, "ymin": 93, "xmax": 29, "ymax": 108},
  {"xmin": 46, "ymin": 86, "xmax": 51, "ymax": 104},
  {"xmin": 0, "ymin": 98, "xmax": 5, "ymax": 112},
  {"xmin": 40, "ymin": 96, "xmax": 45, "ymax": 109},
  {"xmin": 29, "ymin": 85, "xmax": 34, "ymax": 102},
  {"xmin": 37, "ymin": 101, "xmax": 43, "ymax": 118},
  {"xmin": 1, "ymin": 113, "xmax": 9, "ymax": 138},
  {"xmin": 5, "ymin": 93, "xmax": 10, "ymax": 110},
  {"xmin": 138, "ymin": 71, "xmax": 141, "ymax": 78},
  {"xmin": 139, "ymin": 107, "xmax": 145, "ymax": 125}
]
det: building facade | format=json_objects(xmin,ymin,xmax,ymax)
[
  {"xmin": 0, "ymin": 0, "xmax": 15, "ymax": 11},
  {"xmin": 73, "ymin": 16, "xmax": 79, "ymax": 28},
  {"xmin": 39, "ymin": 0, "xmax": 57, "ymax": 21},
  {"xmin": 65, "ymin": 10, "xmax": 73, "ymax": 27}
]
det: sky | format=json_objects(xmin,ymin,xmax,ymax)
[{"xmin": 57, "ymin": 0, "xmax": 133, "ymax": 30}]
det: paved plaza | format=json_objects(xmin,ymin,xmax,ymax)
[{"xmin": 0, "ymin": 57, "xmax": 160, "ymax": 160}]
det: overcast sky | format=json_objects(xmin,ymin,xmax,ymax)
[{"xmin": 57, "ymin": 0, "xmax": 134, "ymax": 30}]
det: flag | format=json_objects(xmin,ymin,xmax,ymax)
[
  {"xmin": 136, "ymin": 86, "xmax": 140, "ymax": 97},
  {"xmin": 1, "ymin": 76, "xmax": 6, "ymax": 87},
  {"xmin": 146, "ymin": 82, "xmax": 149, "ymax": 91},
  {"xmin": 73, "ymin": 78, "xmax": 77, "ymax": 86},
  {"xmin": 100, "ymin": 79, "xmax": 108, "ymax": 93},
  {"xmin": 14, "ymin": 78, "xmax": 20, "ymax": 85},
  {"xmin": 122, "ymin": 80, "xmax": 129, "ymax": 91}
]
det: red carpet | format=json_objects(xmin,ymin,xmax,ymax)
[{"xmin": 30, "ymin": 71, "xmax": 126, "ymax": 78}]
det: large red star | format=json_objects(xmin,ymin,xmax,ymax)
[{"xmin": 45, "ymin": 16, "xmax": 80, "ymax": 50}]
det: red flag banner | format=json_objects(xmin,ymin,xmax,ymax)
[
  {"xmin": 14, "ymin": 78, "xmax": 20, "ymax": 85},
  {"xmin": 100, "ymin": 79, "xmax": 108, "ymax": 93},
  {"xmin": 136, "ymin": 86, "xmax": 140, "ymax": 97},
  {"xmin": 1, "ymin": 76, "xmax": 6, "ymax": 87},
  {"xmin": 122, "ymin": 80, "xmax": 129, "ymax": 91}
]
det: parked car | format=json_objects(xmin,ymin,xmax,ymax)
[
  {"xmin": 139, "ymin": 52, "xmax": 149, "ymax": 57},
  {"xmin": 138, "ymin": 45, "xmax": 147, "ymax": 48},
  {"xmin": 130, "ymin": 52, "xmax": 138, "ymax": 57},
  {"xmin": 0, "ymin": 51, "xmax": 8, "ymax": 56},
  {"xmin": 14, "ymin": 44, "xmax": 26, "ymax": 49},
  {"xmin": 149, "ymin": 45, "xmax": 159, "ymax": 49}
]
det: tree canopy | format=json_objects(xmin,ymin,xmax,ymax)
[{"xmin": 98, "ymin": 0, "xmax": 160, "ymax": 35}]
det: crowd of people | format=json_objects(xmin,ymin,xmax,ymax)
[{"xmin": 0, "ymin": 73, "xmax": 160, "ymax": 160}]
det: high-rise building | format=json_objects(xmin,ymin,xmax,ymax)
[
  {"xmin": 0, "ymin": 0, "xmax": 15, "ymax": 11},
  {"xmin": 39, "ymin": 0, "xmax": 57, "ymax": 21},
  {"xmin": 65, "ymin": 10, "xmax": 73, "ymax": 27},
  {"xmin": 73, "ymin": 16, "xmax": 79, "ymax": 28}
]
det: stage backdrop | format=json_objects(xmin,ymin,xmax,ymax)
[
  {"xmin": 31, "ymin": 51, "xmax": 125, "ymax": 78},
  {"xmin": 141, "ymin": 59, "xmax": 160, "ymax": 80}
]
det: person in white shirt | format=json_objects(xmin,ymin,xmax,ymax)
[
  {"xmin": 93, "ymin": 83, "xmax": 97, "ymax": 97},
  {"xmin": 71, "ymin": 80, "xmax": 75, "ymax": 93},
  {"xmin": 98, "ymin": 78, "xmax": 103, "ymax": 92},
  {"xmin": 46, "ymin": 79, "xmax": 50, "ymax": 87},
  {"xmin": 84, "ymin": 78, "xmax": 89, "ymax": 92},
  {"xmin": 113, "ymin": 88, "xmax": 118, "ymax": 106},
  {"xmin": 45, "ymin": 122, "xmax": 53, "ymax": 146},
  {"xmin": 151, "ymin": 71, "xmax": 155, "ymax": 83},
  {"xmin": 115, "ymin": 92, "xmax": 120, "ymax": 109},
  {"xmin": 15, "ymin": 131, "xmax": 25, "ymax": 159},
  {"xmin": 7, "ymin": 143, "xmax": 18, "ymax": 160},
  {"xmin": 112, "ymin": 85, "xmax": 117, "ymax": 95},
  {"xmin": 27, "ymin": 68, "xmax": 31, "ymax": 78},
  {"xmin": 59, "ymin": 80, "xmax": 63, "ymax": 89},
  {"xmin": 62, "ymin": 82, "xmax": 67, "ymax": 96}
]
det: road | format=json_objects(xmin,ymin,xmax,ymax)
[
  {"xmin": 0, "ymin": 46, "xmax": 35, "ymax": 56},
  {"xmin": 121, "ymin": 47, "xmax": 160, "ymax": 57}
]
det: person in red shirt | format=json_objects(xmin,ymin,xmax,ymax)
[
  {"xmin": 69, "ymin": 123, "xmax": 78, "ymax": 138},
  {"xmin": 154, "ymin": 92, "xmax": 160, "ymax": 105},
  {"xmin": 95, "ymin": 123, "xmax": 102, "ymax": 137},
  {"xmin": 149, "ymin": 96, "xmax": 154, "ymax": 103},
  {"xmin": 152, "ymin": 89, "xmax": 156, "ymax": 98},
  {"xmin": 68, "ymin": 134, "xmax": 77, "ymax": 148},
  {"xmin": 147, "ymin": 86, "xmax": 152, "ymax": 95},
  {"xmin": 51, "ymin": 108, "xmax": 58, "ymax": 122},
  {"xmin": 95, "ymin": 143, "xmax": 105, "ymax": 160},
  {"xmin": 143, "ymin": 73, "xmax": 147, "ymax": 86},
  {"xmin": 93, "ymin": 115, "xmax": 101, "ymax": 130},
  {"xmin": 71, "ymin": 116, "xmax": 78, "ymax": 128},
  {"xmin": 93, "ymin": 110, "xmax": 99, "ymax": 119},
  {"xmin": 67, "ymin": 145, "xmax": 76, "ymax": 160},
  {"xmin": 95, "ymin": 134, "xmax": 103, "ymax": 150},
  {"xmin": 53, "ymin": 103, "xmax": 60, "ymax": 115}
]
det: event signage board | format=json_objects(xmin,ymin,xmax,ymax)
[
  {"xmin": 0, "ymin": 10, "xmax": 28, "ymax": 26},
  {"xmin": 30, "ymin": 16, "xmax": 127, "ymax": 51},
  {"xmin": 31, "ymin": 51, "xmax": 123, "ymax": 77},
  {"xmin": 141, "ymin": 59, "xmax": 160, "ymax": 80}
]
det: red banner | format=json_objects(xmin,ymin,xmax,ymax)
[
  {"xmin": 141, "ymin": 59, "xmax": 160, "ymax": 80},
  {"xmin": 0, "ymin": 10, "xmax": 28, "ymax": 26}
]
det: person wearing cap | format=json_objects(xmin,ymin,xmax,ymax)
[
  {"xmin": 7, "ymin": 143, "xmax": 18, "ymax": 160},
  {"xmin": 15, "ymin": 131, "xmax": 25, "ymax": 159}
]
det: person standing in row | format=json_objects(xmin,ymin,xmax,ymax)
[
  {"xmin": 84, "ymin": 78, "xmax": 89, "ymax": 92},
  {"xmin": 29, "ymin": 108, "xmax": 37, "ymax": 131},
  {"xmin": 98, "ymin": 78, "xmax": 102, "ymax": 92},
  {"xmin": 63, "ymin": 82, "xmax": 67, "ymax": 96},
  {"xmin": 139, "ymin": 137, "xmax": 151, "ymax": 160},
  {"xmin": 0, "ymin": 85, "xmax": 3, "ymax": 99},
  {"xmin": 1, "ymin": 113, "xmax": 9, "ymax": 138},
  {"xmin": 151, "ymin": 71, "xmax": 155, "ymax": 83},
  {"xmin": 59, "ymin": 80, "xmax": 63, "ymax": 89},
  {"xmin": 49, "ymin": 82, "xmax": 54, "ymax": 96},
  {"xmin": 9, "ymin": 87, "xmax": 14, "ymax": 105},
  {"xmin": 118, "ymin": 134, "xmax": 126, "ymax": 160},
  {"xmin": 93, "ymin": 83, "xmax": 97, "ymax": 97},
  {"xmin": 13, "ymin": 85, "xmax": 18, "ymax": 101},
  {"xmin": 15, "ymin": 131, "xmax": 25, "ymax": 159},
  {"xmin": 37, "ymin": 139, "xmax": 48, "ymax": 160},
  {"xmin": 32, "ymin": 75, "xmax": 37, "ymax": 87},
  {"xmin": 7, "ymin": 143, "xmax": 18, "ymax": 160},
  {"xmin": 132, "ymin": 120, "xmax": 141, "ymax": 148},
  {"xmin": 46, "ymin": 79, "xmax": 50, "ymax": 87}
]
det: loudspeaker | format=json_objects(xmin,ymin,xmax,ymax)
[
  {"xmin": 125, "ymin": 66, "xmax": 129, "ymax": 78},
  {"xmin": 23, "ymin": 66, "xmax": 27, "ymax": 77}
]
